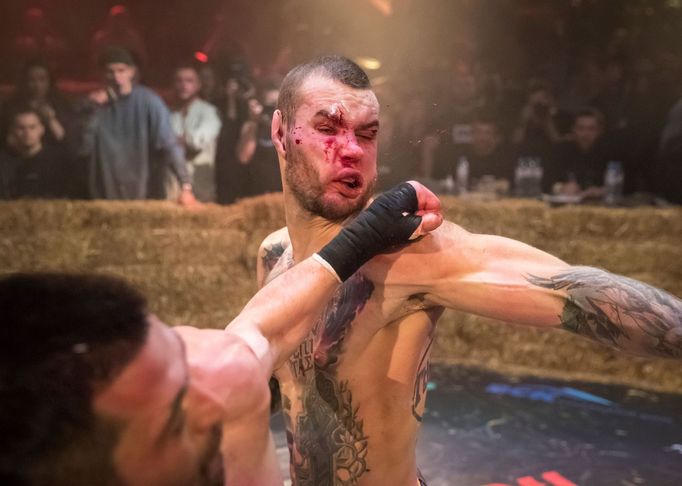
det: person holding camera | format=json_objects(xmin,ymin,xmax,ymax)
[
  {"xmin": 511, "ymin": 82, "xmax": 572, "ymax": 158},
  {"xmin": 235, "ymin": 85, "xmax": 282, "ymax": 197},
  {"xmin": 214, "ymin": 61, "xmax": 256, "ymax": 204}
]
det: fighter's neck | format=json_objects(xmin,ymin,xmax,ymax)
[{"xmin": 283, "ymin": 195, "xmax": 347, "ymax": 263}]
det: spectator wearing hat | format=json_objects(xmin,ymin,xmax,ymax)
[{"xmin": 77, "ymin": 47, "xmax": 195, "ymax": 204}]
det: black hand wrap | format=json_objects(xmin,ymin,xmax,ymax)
[{"xmin": 317, "ymin": 182, "xmax": 422, "ymax": 282}]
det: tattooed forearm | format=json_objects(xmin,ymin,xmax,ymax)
[{"xmin": 528, "ymin": 267, "xmax": 682, "ymax": 358}]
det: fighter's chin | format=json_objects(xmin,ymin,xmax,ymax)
[{"xmin": 318, "ymin": 186, "xmax": 373, "ymax": 221}]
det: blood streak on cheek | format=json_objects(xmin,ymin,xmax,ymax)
[{"xmin": 323, "ymin": 137, "xmax": 336, "ymax": 163}]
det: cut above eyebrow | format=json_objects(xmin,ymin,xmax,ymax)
[{"xmin": 313, "ymin": 109, "xmax": 340, "ymax": 123}]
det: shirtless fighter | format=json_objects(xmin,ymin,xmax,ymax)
[
  {"xmin": 0, "ymin": 182, "xmax": 441, "ymax": 486},
  {"xmin": 259, "ymin": 56, "xmax": 682, "ymax": 486}
]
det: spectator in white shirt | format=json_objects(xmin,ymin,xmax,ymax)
[{"xmin": 166, "ymin": 65, "xmax": 222, "ymax": 202}]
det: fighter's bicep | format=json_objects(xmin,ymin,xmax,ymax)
[{"xmin": 423, "ymin": 226, "xmax": 569, "ymax": 324}]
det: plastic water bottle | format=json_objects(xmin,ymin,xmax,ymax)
[
  {"xmin": 527, "ymin": 157, "xmax": 544, "ymax": 198},
  {"xmin": 514, "ymin": 158, "xmax": 524, "ymax": 197},
  {"xmin": 604, "ymin": 161, "xmax": 624, "ymax": 205},
  {"xmin": 443, "ymin": 174, "xmax": 455, "ymax": 194},
  {"xmin": 514, "ymin": 158, "xmax": 530, "ymax": 197},
  {"xmin": 456, "ymin": 156, "xmax": 469, "ymax": 195}
]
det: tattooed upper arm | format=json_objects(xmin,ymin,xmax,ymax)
[{"xmin": 528, "ymin": 266, "xmax": 682, "ymax": 358}]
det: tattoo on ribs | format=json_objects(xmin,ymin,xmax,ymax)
[
  {"xmin": 411, "ymin": 306, "xmax": 441, "ymax": 423},
  {"xmin": 284, "ymin": 274, "xmax": 375, "ymax": 486},
  {"xmin": 527, "ymin": 267, "xmax": 682, "ymax": 358}
]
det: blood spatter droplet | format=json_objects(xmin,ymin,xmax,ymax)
[{"xmin": 295, "ymin": 139, "xmax": 302, "ymax": 144}]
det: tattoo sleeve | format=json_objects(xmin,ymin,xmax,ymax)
[{"xmin": 527, "ymin": 267, "xmax": 682, "ymax": 358}]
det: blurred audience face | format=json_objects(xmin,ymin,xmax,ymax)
[
  {"xmin": 198, "ymin": 65, "xmax": 216, "ymax": 100},
  {"xmin": 528, "ymin": 89, "xmax": 554, "ymax": 119},
  {"xmin": 603, "ymin": 61, "xmax": 625, "ymax": 87},
  {"xmin": 573, "ymin": 114, "xmax": 603, "ymax": 152},
  {"xmin": 10, "ymin": 112, "xmax": 44, "ymax": 152},
  {"xmin": 471, "ymin": 122, "xmax": 501, "ymax": 157},
  {"xmin": 105, "ymin": 63, "xmax": 136, "ymax": 95},
  {"xmin": 174, "ymin": 67, "xmax": 201, "ymax": 102},
  {"xmin": 452, "ymin": 61, "xmax": 478, "ymax": 103},
  {"xmin": 26, "ymin": 65, "xmax": 51, "ymax": 99},
  {"xmin": 262, "ymin": 88, "xmax": 279, "ymax": 109},
  {"xmin": 95, "ymin": 317, "xmax": 225, "ymax": 486}
]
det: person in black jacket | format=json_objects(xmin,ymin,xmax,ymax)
[{"xmin": 0, "ymin": 108, "xmax": 69, "ymax": 199}]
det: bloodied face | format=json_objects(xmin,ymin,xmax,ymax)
[{"xmin": 281, "ymin": 75, "xmax": 380, "ymax": 221}]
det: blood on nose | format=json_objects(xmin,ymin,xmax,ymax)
[{"xmin": 339, "ymin": 131, "xmax": 363, "ymax": 164}]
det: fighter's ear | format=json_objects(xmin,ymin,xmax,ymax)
[{"xmin": 271, "ymin": 109, "xmax": 286, "ymax": 157}]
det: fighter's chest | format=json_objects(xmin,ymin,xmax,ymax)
[{"xmin": 282, "ymin": 272, "xmax": 427, "ymax": 381}]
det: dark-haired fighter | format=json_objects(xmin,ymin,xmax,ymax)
[
  {"xmin": 261, "ymin": 55, "xmax": 682, "ymax": 486},
  {"xmin": 0, "ymin": 181, "xmax": 441, "ymax": 486}
]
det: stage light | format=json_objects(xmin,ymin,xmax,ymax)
[
  {"xmin": 110, "ymin": 5, "xmax": 127, "ymax": 16},
  {"xmin": 194, "ymin": 51, "xmax": 209, "ymax": 63},
  {"xmin": 355, "ymin": 56, "xmax": 382, "ymax": 70}
]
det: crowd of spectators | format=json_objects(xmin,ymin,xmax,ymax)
[{"xmin": 0, "ymin": 3, "xmax": 680, "ymax": 206}]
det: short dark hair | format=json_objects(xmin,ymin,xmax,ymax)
[
  {"xmin": 0, "ymin": 273, "xmax": 150, "ymax": 485},
  {"xmin": 10, "ymin": 107, "xmax": 43, "ymax": 127},
  {"xmin": 278, "ymin": 55, "xmax": 371, "ymax": 126},
  {"xmin": 174, "ymin": 63, "xmax": 200, "ymax": 76}
]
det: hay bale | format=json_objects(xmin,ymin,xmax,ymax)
[{"xmin": 1, "ymin": 195, "xmax": 680, "ymax": 392}]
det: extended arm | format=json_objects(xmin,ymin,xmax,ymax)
[
  {"xmin": 228, "ymin": 181, "xmax": 442, "ymax": 372},
  {"xmin": 236, "ymin": 119, "xmax": 258, "ymax": 164},
  {"xmin": 226, "ymin": 258, "xmax": 340, "ymax": 371},
  {"xmin": 425, "ymin": 223, "xmax": 682, "ymax": 358},
  {"xmin": 236, "ymin": 99, "xmax": 261, "ymax": 164}
]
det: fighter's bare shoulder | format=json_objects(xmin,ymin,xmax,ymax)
[
  {"xmin": 257, "ymin": 226, "xmax": 292, "ymax": 288},
  {"xmin": 363, "ymin": 220, "xmax": 470, "ymax": 285},
  {"xmin": 259, "ymin": 226, "xmax": 291, "ymax": 252}
]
